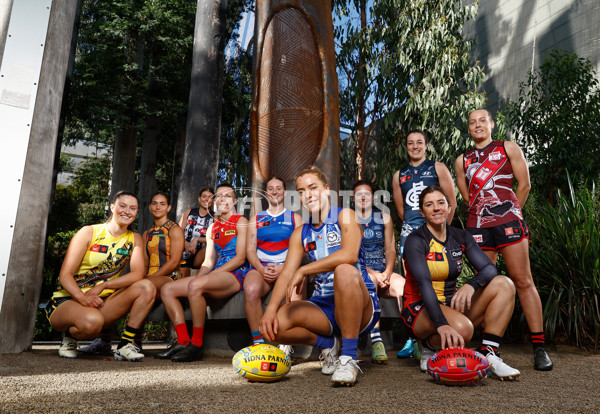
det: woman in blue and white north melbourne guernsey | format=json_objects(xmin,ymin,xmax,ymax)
[
  {"xmin": 392, "ymin": 129, "xmax": 456, "ymax": 358},
  {"xmin": 260, "ymin": 167, "xmax": 380, "ymax": 387}
]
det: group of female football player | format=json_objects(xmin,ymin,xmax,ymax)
[{"xmin": 46, "ymin": 109, "xmax": 552, "ymax": 386}]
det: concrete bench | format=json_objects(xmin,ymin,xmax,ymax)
[
  {"xmin": 146, "ymin": 293, "xmax": 400, "ymax": 322},
  {"xmin": 146, "ymin": 292, "xmax": 401, "ymax": 357}
]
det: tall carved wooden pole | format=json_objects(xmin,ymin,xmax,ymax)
[{"xmin": 250, "ymin": 0, "xmax": 340, "ymax": 193}]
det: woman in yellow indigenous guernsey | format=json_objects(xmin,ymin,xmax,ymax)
[{"xmin": 45, "ymin": 191, "xmax": 156, "ymax": 361}]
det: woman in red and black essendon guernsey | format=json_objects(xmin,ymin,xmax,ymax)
[
  {"xmin": 455, "ymin": 108, "xmax": 553, "ymax": 371},
  {"xmin": 402, "ymin": 186, "xmax": 520, "ymax": 380}
]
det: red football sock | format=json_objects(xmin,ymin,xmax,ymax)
[
  {"xmin": 174, "ymin": 323, "xmax": 190, "ymax": 346},
  {"xmin": 191, "ymin": 326, "xmax": 204, "ymax": 347}
]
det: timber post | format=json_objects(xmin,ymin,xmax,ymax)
[{"xmin": 0, "ymin": 0, "xmax": 79, "ymax": 353}]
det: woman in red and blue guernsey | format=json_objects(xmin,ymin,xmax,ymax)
[
  {"xmin": 244, "ymin": 177, "xmax": 303, "ymax": 351},
  {"xmin": 156, "ymin": 183, "xmax": 248, "ymax": 362}
]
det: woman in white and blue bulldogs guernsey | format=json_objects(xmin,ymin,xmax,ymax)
[{"xmin": 260, "ymin": 167, "xmax": 380, "ymax": 387}]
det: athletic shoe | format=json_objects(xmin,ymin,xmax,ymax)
[
  {"xmin": 279, "ymin": 344, "xmax": 294, "ymax": 359},
  {"xmin": 154, "ymin": 342, "xmax": 187, "ymax": 359},
  {"xmin": 331, "ymin": 356, "xmax": 362, "ymax": 387},
  {"xmin": 534, "ymin": 348, "xmax": 554, "ymax": 371},
  {"xmin": 171, "ymin": 344, "xmax": 204, "ymax": 362},
  {"xmin": 113, "ymin": 343, "xmax": 144, "ymax": 362},
  {"xmin": 78, "ymin": 338, "xmax": 112, "ymax": 355},
  {"xmin": 396, "ymin": 339, "xmax": 415, "ymax": 359},
  {"xmin": 58, "ymin": 333, "xmax": 78, "ymax": 359},
  {"xmin": 485, "ymin": 347, "xmax": 521, "ymax": 380},
  {"xmin": 413, "ymin": 340, "xmax": 421, "ymax": 362},
  {"xmin": 371, "ymin": 341, "xmax": 388, "ymax": 364},
  {"xmin": 418, "ymin": 342, "xmax": 434, "ymax": 372},
  {"xmin": 320, "ymin": 337, "xmax": 340, "ymax": 375}
]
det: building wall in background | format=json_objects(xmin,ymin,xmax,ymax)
[{"xmin": 464, "ymin": 0, "xmax": 600, "ymax": 114}]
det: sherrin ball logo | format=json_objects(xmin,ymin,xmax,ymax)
[{"xmin": 232, "ymin": 344, "xmax": 291, "ymax": 382}]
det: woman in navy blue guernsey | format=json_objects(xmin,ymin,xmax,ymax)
[
  {"xmin": 244, "ymin": 177, "xmax": 303, "ymax": 350},
  {"xmin": 260, "ymin": 167, "xmax": 380, "ymax": 387},
  {"xmin": 391, "ymin": 129, "xmax": 456, "ymax": 358},
  {"xmin": 402, "ymin": 186, "xmax": 520, "ymax": 380},
  {"xmin": 352, "ymin": 179, "xmax": 406, "ymax": 364}
]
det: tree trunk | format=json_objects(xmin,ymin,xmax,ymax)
[
  {"xmin": 353, "ymin": 0, "xmax": 367, "ymax": 182},
  {"xmin": 109, "ymin": 122, "xmax": 137, "ymax": 199},
  {"xmin": 176, "ymin": 0, "xmax": 228, "ymax": 220},
  {"xmin": 137, "ymin": 113, "xmax": 162, "ymax": 232}
]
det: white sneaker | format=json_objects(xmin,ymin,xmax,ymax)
[
  {"xmin": 319, "ymin": 337, "xmax": 340, "ymax": 375},
  {"xmin": 59, "ymin": 333, "xmax": 78, "ymax": 359},
  {"xmin": 331, "ymin": 356, "xmax": 362, "ymax": 386},
  {"xmin": 279, "ymin": 344, "xmax": 294, "ymax": 359},
  {"xmin": 78, "ymin": 337, "xmax": 112, "ymax": 355},
  {"xmin": 418, "ymin": 342, "xmax": 435, "ymax": 372},
  {"xmin": 485, "ymin": 347, "xmax": 521, "ymax": 380},
  {"xmin": 113, "ymin": 343, "xmax": 144, "ymax": 362}
]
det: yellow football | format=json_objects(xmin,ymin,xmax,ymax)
[{"xmin": 232, "ymin": 344, "xmax": 291, "ymax": 382}]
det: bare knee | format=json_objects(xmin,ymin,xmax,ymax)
[
  {"xmin": 75, "ymin": 311, "xmax": 104, "ymax": 339},
  {"xmin": 452, "ymin": 319, "xmax": 474, "ymax": 343},
  {"xmin": 244, "ymin": 279, "xmax": 263, "ymax": 303},
  {"xmin": 510, "ymin": 272, "xmax": 534, "ymax": 291},
  {"xmin": 132, "ymin": 279, "xmax": 157, "ymax": 302},
  {"xmin": 492, "ymin": 275, "xmax": 516, "ymax": 297},
  {"xmin": 187, "ymin": 278, "xmax": 205, "ymax": 298},
  {"xmin": 333, "ymin": 264, "xmax": 361, "ymax": 289}
]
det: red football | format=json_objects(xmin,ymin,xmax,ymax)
[{"xmin": 427, "ymin": 347, "xmax": 490, "ymax": 386}]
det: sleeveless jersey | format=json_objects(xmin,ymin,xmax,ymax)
[
  {"xmin": 398, "ymin": 159, "xmax": 439, "ymax": 227},
  {"xmin": 403, "ymin": 224, "xmax": 496, "ymax": 328},
  {"xmin": 358, "ymin": 209, "xmax": 386, "ymax": 273},
  {"xmin": 52, "ymin": 224, "xmax": 135, "ymax": 299},
  {"xmin": 182, "ymin": 208, "xmax": 214, "ymax": 260},
  {"xmin": 255, "ymin": 209, "xmax": 296, "ymax": 264},
  {"xmin": 145, "ymin": 219, "xmax": 181, "ymax": 278},
  {"xmin": 212, "ymin": 214, "xmax": 247, "ymax": 270},
  {"xmin": 301, "ymin": 207, "xmax": 376, "ymax": 298},
  {"xmin": 463, "ymin": 141, "xmax": 523, "ymax": 228}
]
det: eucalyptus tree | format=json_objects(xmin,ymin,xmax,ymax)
[{"xmin": 334, "ymin": 0, "xmax": 486, "ymax": 188}]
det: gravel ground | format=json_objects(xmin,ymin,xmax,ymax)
[{"xmin": 1, "ymin": 343, "xmax": 598, "ymax": 413}]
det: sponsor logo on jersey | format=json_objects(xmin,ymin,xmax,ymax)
[
  {"xmin": 473, "ymin": 235, "xmax": 483, "ymax": 243},
  {"xmin": 422, "ymin": 171, "xmax": 432, "ymax": 176},
  {"xmin": 214, "ymin": 233, "xmax": 220, "ymax": 240},
  {"xmin": 449, "ymin": 249, "xmax": 462, "ymax": 259},
  {"xmin": 188, "ymin": 218, "xmax": 197, "ymax": 225},
  {"xmin": 326, "ymin": 231, "xmax": 341, "ymax": 247},
  {"xmin": 475, "ymin": 167, "xmax": 492, "ymax": 181},
  {"xmin": 400, "ymin": 175, "xmax": 412, "ymax": 184},
  {"xmin": 489, "ymin": 150, "xmax": 503, "ymax": 162},
  {"xmin": 116, "ymin": 247, "xmax": 130, "ymax": 255},
  {"xmin": 225, "ymin": 230, "xmax": 236, "ymax": 236},
  {"xmin": 363, "ymin": 228, "xmax": 375, "ymax": 239},
  {"xmin": 257, "ymin": 221, "xmax": 271, "ymax": 228},
  {"xmin": 90, "ymin": 244, "xmax": 109, "ymax": 253},
  {"xmin": 305, "ymin": 241, "xmax": 317, "ymax": 253},
  {"xmin": 426, "ymin": 252, "xmax": 444, "ymax": 261}
]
